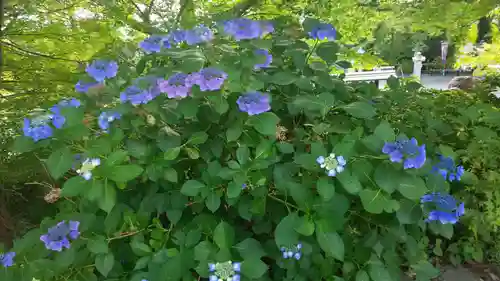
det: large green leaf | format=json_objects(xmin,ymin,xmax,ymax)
[
  {"xmin": 95, "ymin": 253, "xmax": 115, "ymax": 277},
  {"xmin": 46, "ymin": 146, "xmax": 73, "ymax": 179},
  {"xmin": 213, "ymin": 221, "xmax": 235, "ymax": 249},
  {"xmin": 180, "ymin": 180, "xmax": 205, "ymax": 196},
  {"xmin": 342, "ymin": 102, "xmax": 377, "ymax": 119},
  {"xmin": 316, "ymin": 230, "xmax": 344, "ymax": 261},
  {"xmin": 108, "ymin": 165, "xmax": 144, "ymax": 182},
  {"xmin": 247, "ymin": 112, "xmax": 280, "ymax": 136},
  {"xmin": 274, "ymin": 213, "xmax": 299, "ymax": 247}
]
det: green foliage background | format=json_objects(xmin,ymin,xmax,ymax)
[{"xmin": 2, "ymin": 0, "xmax": 500, "ymax": 280}]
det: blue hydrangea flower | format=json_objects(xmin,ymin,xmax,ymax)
[
  {"xmin": 76, "ymin": 158, "xmax": 100, "ymax": 180},
  {"xmin": 223, "ymin": 18, "xmax": 274, "ymax": 41},
  {"xmin": 23, "ymin": 117, "xmax": 53, "ymax": 142},
  {"xmin": 40, "ymin": 221, "xmax": 80, "ymax": 251},
  {"xmin": 432, "ymin": 155, "xmax": 465, "ymax": 182},
  {"xmin": 280, "ymin": 243, "xmax": 302, "ymax": 260},
  {"xmin": 120, "ymin": 80, "xmax": 160, "ymax": 105},
  {"xmin": 254, "ymin": 49, "xmax": 272, "ymax": 70},
  {"xmin": 86, "ymin": 60, "xmax": 118, "ymax": 82},
  {"xmin": 98, "ymin": 111, "xmax": 121, "ymax": 132},
  {"xmin": 184, "ymin": 25, "xmax": 213, "ymax": 45},
  {"xmin": 158, "ymin": 73, "xmax": 191, "ymax": 98},
  {"xmin": 317, "ymin": 153, "xmax": 346, "ymax": 177},
  {"xmin": 168, "ymin": 30, "xmax": 186, "ymax": 43},
  {"xmin": 309, "ymin": 23, "xmax": 337, "ymax": 41},
  {"xmin": 236, "ymin": 91, "xmax": 271, "ymax": 116},
  {"xmin": 209, "ymin": 261, "xmax": 241, "ymax": 281},
  {"xmin": 421, "ymin": 193, "xmax": 465, "ymax": 224},
  {"xmin": 75, "ymin": 80, "xmax": 100, "ymax": 93},
  {"xmin": 49, "ymin": 98, "xmax": 81, "ymax": 129},
  {"xmin": 0, "ymin": 252, "xmax": 15, "ymax": 268},
  {"xmin": 382, "ymin": 138, "xmax": 426, "ymax": 169},
  {"xmin": 186, "ymin": 68, "xmax": 228, "ymax": 91},
  {"xmin": 139, "ymin": 35, "xmax": 169, "ymax": 54}
]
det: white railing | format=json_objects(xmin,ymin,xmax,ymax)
[{"xmin": 344, "ymin": 67, "xmax": 397, "ymax": 89}]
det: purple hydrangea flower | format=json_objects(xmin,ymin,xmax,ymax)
[
  {"xmin": 254, "ymin": 49, "xmax": 272, "ymax": 70},
  {"xmin": 86, "ymin": 60, "xmax": 118, "ymax": 82},
  {"xmin": 236, "ymin": 91, "xmax": 271, "ymax": 115},
  {"xmin": 158, "ymin": 73, "xmax": 191, "ymax": 98},
  {"xmin": 40, "ymin": 221, "xmax": 80, "ymax": 251},
  {"xmin": 432, "ymin": 155, "xmax": 465, "ymax": 182},
  {"xmin": 139, "ymin": 35, "xmax": 169, "ymax": 54},
  {"xmin": 0, "ymin": 252, "xmax": 15, "ymax": 268},
  {"xmin": 317, "ymin": 154, "xmax": 346, "ymax": 177},
  {"xmin": 382, "ymin": 138, "xmax": 426, "ymax": 169},
  {"xmin": 223, "ymin": 18, "xmax": 274, "ymax": 41},
  {"xmin": 76, "ymin": 158, "xmax": 100, "ymax": 180},
  {"xmin": 309, "ymin": 23, "xmax": 337, "ymax": 41},
  {"xmin": 75, "ymin": 80, "xmax": 100, "ymax": 93},
  {"xmin": 184, "ymin": 25, "xmax": 213, "ymax": 45},
  {"xmin": 187, "ymin": 68, "xmax": 228, "ymax": 91},
  {"xmin": 23, "ymin": 117, "xmax": 53, "ymax": 142},
  {"xmin": 98, "ymin": 111, "xmax": 121, "ymax": 132},
  {"xmin": 421, "ymin": 193, "xmax": 465, "ymax": 224}
]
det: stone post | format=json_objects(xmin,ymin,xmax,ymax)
[{"xmin": 412, "ymin": 51, "xmax": 426, "ymax": 80}]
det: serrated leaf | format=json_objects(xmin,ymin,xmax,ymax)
[
  {"xmin": 213, "ymin": 221, "xmax": 235, "ymax": 249},
  {"xmin": 316, "ymin": 230, "xmax": 344, "ymax": 261},
  {"xmin": 108, "ymin": 164, "xmax": 144, "ymax": 182},
  {"xmin": 247, "ymin": 112, "xmax": 280, "ymax": 136},
  {"xmin": 316, "ymin": 177, "xmax": 335, "ymax": 201},
  {"xmin": 343, "ymin": 102, "xmax": 377, "ymax": 119},
  {"xmin": 164, "ymin": 147, "xmax": 181, "ymax": 160}
]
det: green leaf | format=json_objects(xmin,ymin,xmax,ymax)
[
  {"xmin": 356, "ymin": 270, "xmax": 370, "ymax": 281},
  {"xmin": 95, "ymin": 253, "xmax": 114, "ymax": 277},
  {"xmin": 411, "ymin": 261, "xmax": 440, "ymax": 281},
  {"xmin": 236, "ymin": 146, "xmax": 250, "ymax": 165},
  {"xmin": 316, "ymin": 230, "xmax": 344, "ymax": 261},
  {"xmin": 369, "ymin": 264, "xmax": 393, "ymax": 281},
  {"xmin": 105, "ymin": 150, "xmax": 128, "ymax": 166},
  {"xmin": 98, "ymin": 183, "xmax": 117, "ymax": 213},
  {"xmin": 226, "ymin": 125, "xmax": 243, "ymax": 142},
  {"xmin": 274, "ymin": 213, "xmax": 299, "ymax": 247},
  {"xmin": 241, "ymin": 258, "xmax": 268, "ymax": 279},
  {"xmin": 194, "ymin": 241, "xmax": 214, "ymax": 261},
  {"xmin": 247, "ymin": 112, "xmax": 280, "ymax": 136},
  {"xmin": 277, "ymin": 142, "xmax": 294, "ymax": 154},
  {"xmin": 185, "ymin": 147, "xmax": 200, "ymax": 159},
  {"xmin": 235, "ymin": 238, "xmax": 266, "ymax": 259},
  {"xmin": 130, "ymin": 240, "xmax": 152, "ymax": 256},
  {"xmin": 270, "ymin": 71, "xmax": 298, "ymax": 85},
  {"xmin": 11, "ymin": 136, "xmax": 35, "ymax": 153},
  {"xmin": 295, "ymin": 216, "xmax": 315, "ymax": 236},
  {"xmin": 213, "ymin": 221, "xmax": 235, "ymax": 249},
  {"xmin": 164, "ymin": 168, "xmax": 178, "ymax": 183},
  {"xmin": 87, "ymin": 236, "xmax": 109, "ymax": 254},
  {"xmin": 61, "ymin": 176, "xmax": 90, "ymax": 197},
  {"xmin": 227, "ymin": 181, "xmax": 243, "ymax": 198},
  {"xmin": 316, "ymin": 42, "xmax": 339, "ymax": 64},
  {"xmin": 180, "ymin": 180, "xmax": 205, "ymax": 196},
  {"xmin": 396, "ymin": 199, "xmax": 422, "ymax": 224},
  {"xmin": 336, "ymin": 171, "xmax": 362, "ymax": 194},
  {"xmin": 46, "ymin": 146, "xmax": 73, "ymax": 179},
  {"xmin": 134, "ymin": 256, "xmax": 151, "ymax": 270},
  {"xmin": 108, "ymin": 164, "xmax": 144, "ymax": 182},
  {"xmin": 188, "ymin": 131, "xmax": 209, "ymax": 145},
  {"xmin": 164, "ymin": 147, "xmax": 181, "ymax": 160},
  {"xmin": 374, "ymin": 163, "xmax": 399, "ymax": 194},
  {"xmin": 316, "ymin": 177, "xmax": 335, "ymax": 201},
  {"xmin": 205, "ymin": 192, "xmax": 221, "ymax": 212},
  {"xmin": 359, "ymin": 189, "xmax": 386, "ymax": 214},
  {"xmin": 343, "ymin": 102, "xmax": 377, "ymax": 119},
  {"xmin": 374, "ymin": 121, "xmax": 395, "ymax": 142},
  {"xmin": 398, "ymin": 174, "xmax": 427, "ymax": 200}
]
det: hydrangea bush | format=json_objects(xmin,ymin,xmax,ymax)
[{"xmin": 4, "ymin": 18, "xmax": 469, "ymax": 281}]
